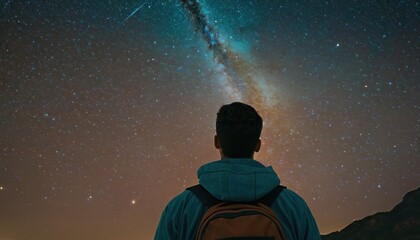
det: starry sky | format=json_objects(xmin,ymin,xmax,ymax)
[{"xmin": 0, "ymin": 0, "xmax": 419, "ymax": 239}]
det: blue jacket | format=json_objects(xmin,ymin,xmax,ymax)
[{"xmin": 155, "ymin": 158, "xmax": 321, "ymax": 240}]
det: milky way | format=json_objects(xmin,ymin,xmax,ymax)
[
  {"xmin": 0, "ymin": 0, "xmax": 419, "ymax": 239},
  {"xmin": 181, "ymin": 0, "xmax": 279, "ymax": 114}
]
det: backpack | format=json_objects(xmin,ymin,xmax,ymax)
[{"xmin": 187, "ymin": 184, "xmax": 287, "ymax": 240}]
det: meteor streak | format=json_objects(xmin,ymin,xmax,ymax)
[{"xmin": 119, "ymin": 1, "xmax": 147, "ymax": 28}]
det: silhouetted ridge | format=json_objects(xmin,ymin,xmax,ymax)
[{"xmin": 322, "ymin": 187, "xmax": 420, "ymax": 240}]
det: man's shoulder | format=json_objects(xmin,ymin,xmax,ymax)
[
  {"xmin": 165, "ymin": 189, "xmax": 194, "ymax": 207},
  {"xmin": 163, "ymin": 187, "xmax": 203, "ymax": 214},
  {"xmin": 156, "ymin": 187, "xmax": 208, "ymax": 239},
  {"xmin": 273, "ymin": 187, "xmax": 321, "ymax": 239},
  {"xmin": 276, "ymin": 187, "xmax": 313, "ymax": 213},
  {"xmin": 280, "ymin": 188, "xmax": 308, "ymax": 202}
]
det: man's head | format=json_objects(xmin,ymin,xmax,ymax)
[{"xmin": 215, "ymin": 102, "xmax": 263, "ymax": 158}]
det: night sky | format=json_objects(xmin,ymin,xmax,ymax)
[{"xmin": 0, "ymin": 0, "xmax": 419, "ymax": 239}]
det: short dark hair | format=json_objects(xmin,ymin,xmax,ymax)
[{"xmin": 216, "ymin": 102, "xmax": 263, "ymax": 158}]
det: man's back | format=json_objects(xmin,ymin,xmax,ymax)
[{"xmin": 155, "ymin": 158, "xmax": 321, "ymax": 240}]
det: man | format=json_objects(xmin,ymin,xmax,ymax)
[{"xmin": 155, "ymin": 102, "xmax": 321, "ymax": 239}]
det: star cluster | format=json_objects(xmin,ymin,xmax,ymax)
[{"xmin": 0, "ymin": 0, "xmax": 419, "ymax": 239}]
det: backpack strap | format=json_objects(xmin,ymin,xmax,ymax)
[
  {"xmin": 186, "ymin": 184, "xmax": 220, "ymax": 208},
  {"xmin": 259, "ymin": 185, "xmax": 287, "ymax": 206}
]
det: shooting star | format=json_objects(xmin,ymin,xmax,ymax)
[{"xmin": 118, "ymin": 1, "xmax": 148, "ymax": 28}]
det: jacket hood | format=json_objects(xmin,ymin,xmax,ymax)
[{"xmin": 197, "ymin": 158, "xmax": 280, "ymax": 202}]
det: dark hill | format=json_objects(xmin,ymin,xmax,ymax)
[{"xmin": 322, "ymin": 187, "xmax": 420, "ymax": 240}]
